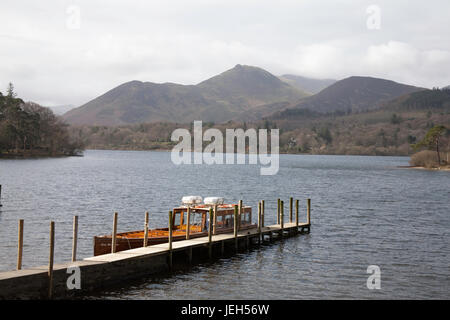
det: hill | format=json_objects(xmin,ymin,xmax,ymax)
[
  {"xmin": 63, "ymin": 65, "xmax": 308, "ymax": 126},
  {"xmin": 68, "ymin": 86, "xmax": 450, "ymax": 156},
  {"xmin": 380, "ymin": 88, "xmax": 450, "ymax": 112},
  {"xmin": 276, "ymin": 76, "xmax": 425, "ymax": 116},
  {"xmin": 279, "ymin": 74, "xmax": 336, "ymax": 94}
]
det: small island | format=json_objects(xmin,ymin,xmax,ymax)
[
  {"xmin": 408, "ymin": 125, "xmax": 450, "ymax": 170},
  {"xmin": 0, "ymin": 83, "xmax": 84, "ymax": 158}
]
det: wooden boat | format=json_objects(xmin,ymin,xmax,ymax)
[{"xmin": 93, "ymin": 202, "xmax": 255, "ymax": 256}]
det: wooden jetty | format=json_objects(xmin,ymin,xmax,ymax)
[{"xmin": 0, "ymin": 198, "xmax": 312, "ymax": 299}]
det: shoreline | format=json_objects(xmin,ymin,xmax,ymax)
[
  {"xmin": 1, "ymin": 148, "xmax": 415, "ymax": 159},
  {"xmin": 398, "ymin": 165, "xmax": 450, "ymax": 171},
  {"xmin": 0, "ymin": 152, "xmax": 83, "ymax": 159},
  {"xmin": 84, "ymin": 146, "xmax": 412, "ymax": 157}
]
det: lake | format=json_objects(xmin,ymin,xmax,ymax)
[{"xmin": 0, "ymin": 150, "xmax": 449, "ymax": 299}]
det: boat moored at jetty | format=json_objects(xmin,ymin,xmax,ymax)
[{"xmin": 93, "ymin": 196, "xmax": 255, "ymax": 256}]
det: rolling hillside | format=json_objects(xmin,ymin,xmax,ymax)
[{"xmin": 277, "ymin": 76, "xmax": 425, "ymax": 116}]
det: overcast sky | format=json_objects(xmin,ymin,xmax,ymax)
[{"xmin": 1, "ymin": 0, "xmax": 449, "ymax": 107}]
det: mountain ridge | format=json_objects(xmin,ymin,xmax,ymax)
[
  {"xmin": 63, "ymin": 64, "xmax": 308, "ymax": 126},
  {"xmin": 276, "ymin": 76, "xmax": 425, "ymax": 116},
  {"xmin": 63, "ymin": 66, "xmax": 427, "ymax": 126}
]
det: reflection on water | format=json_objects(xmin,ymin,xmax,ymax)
[{"xmin": 0, "ymin": 150, "xmax": 449, "ymax": 299}]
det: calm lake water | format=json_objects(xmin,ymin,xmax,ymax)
[{"xmin": 0, "ymin": 150, "xmax": 449, "ymax": 299}]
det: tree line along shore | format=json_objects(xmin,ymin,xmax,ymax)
[{"xmin": 0, "ymin": 84, "xmax": 84, "ymax": 158}]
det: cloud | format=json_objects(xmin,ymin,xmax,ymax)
[
  {"xmin": 0, "ymin": 1, "xmax": 449, "ymax": 106},
  {"xmin": 289, "ymin": 40, "xmax": 450, "ymax": 88}
]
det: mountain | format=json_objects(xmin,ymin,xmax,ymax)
[
  {"xmin": 380, "ymin": 88, "xmax": 450, "ymax": 112},
  {"xmin": 279, "ymin": 74, "xmax": 336, "ymax": 94},
  {"xmin": 63, "ymin": 65, "xmax": 308, "ymax": 126},
  {"xmin": 277, "ymin": 76, "xmax": 424, "ymax": 116},
  {"xmin": 198, "ymin": 65, "xmax": 308, "ymax": 104}
]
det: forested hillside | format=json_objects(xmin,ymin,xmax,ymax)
[
  {"xmin": 68, "ymin": 89, "xmax": 450, "ymax": 156},
  {"xmin": 0, "ymin": 84, "xmax": 84, "ymax": 157}
]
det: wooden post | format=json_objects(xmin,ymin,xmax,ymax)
[
  {"xmin": 186, "ymin": 207, "xmax": 191, "ymax": 240},
  {"xmin": 48, "ymin": 221, "xmax": 55, "ymax": 299},
  {"xmin": 307, "ymin": 198, "xmax": 311, "ymax": 225},
  {"xmin": 238, "ymin": 200, "xmax": 243, "ymax": 231},
  {"xmin": 289, "ymin": 197, "xmax": 293, "ymax": 223},
  {"xmin": 257, "ymin": 202, "xmax": 261, "ymax": 245},
  {"xmin": 111, "ymin": 212, "xmax": 118, "ymax": 253},
  {"xmin": 72, "ymin": 216, "xmax": 78, "ymax": 262},
  {"xmin": 168, "ymin": 211, "xmax": 173, "ymax": 269},
  {"xmin": 186, "ymin": 208, "xmax": 192, "ymax": 263},
  {"xmin": 277, "ymin": 198, "xmax": 280, "ymax": 224},
  {"xmin": 213, "ymin": 205, "xmax": 217, "ymax": 235},
  {"xmin": 143, "ymin": 211, "xmax": 149, "ymax": 247},
  {"xmin": 17, "ymin": 219, "xmax": 24, "ymax": 270},
  {"xmin": 295, "ymin": 199, "xmax": 299, "ymax": 228},
  {"xmin": 208, "ymin": 208, "xmax": 213, "ymax": 259},
  {"xmin": 261, "ymin": 200, "xmax": 265, "ymax": 228},
  {"xmin": 234, "ymin": 205, "xmax": 238, "ymax": 251},
  {"xmin": 280, "ymin": 200, "xmax": 284, "ymax": 236}
]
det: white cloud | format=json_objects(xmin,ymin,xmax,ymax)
[{"xmin": 0, "ymin": 1, "xmax": 449, "ymax": 106}]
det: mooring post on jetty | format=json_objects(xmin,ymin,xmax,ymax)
[
  {"xmin": 257, "ymin": 201, "xmax": 262, "ymax": 244},
  {"xmin": 208, "ymin": 208, "xmax": 213, "ymax": 259},
  {"xmin": 72, "ymin": 216, "xmax": 78, "ymax": 262},
  {"xmin": 307, "ymin": 198, "xmax": 311, "ymax": 225},
  {"xmin": 213, "ymin": 205, "xmax": 217, "ymax": 235},
  {"xmin": 186, "ymin": 207, "xmax": 191, "ymax": 240},
  {"xmin": 48, "ymin": 221, "xmax": 55, "ymax": 299},
  {"xmin": 289, "ymin": 197, "xmax": 293, "ymax": 223},
  {"xmin": 277, "ymin": 198, "xmax": 280, "ymax": 224},
  {"xmin": 280, "ymin": 200, "xmax": 284, "ymax": 237},
  {"xmin": 261, "ymin": 200, "xmax": 265, "ymax": 228},
  {"xmin": 111, "ymin": 212, "xmax": 118, "ymax": 253},
  {"xmin": 168, "ymin": 211, "xmax": 173, "ymax": 269},
  {"xmin": 238, "ymin": 200, "xmax": 243, "ymax": 230},
  {"xmin": 17, "ymin": 219, "xmax": 24, "ymax": 270},
  {"xmin": 234, "ymin": 205, "xmax": 238, "ymax": 251},
  {"xmin": 143, "ymin": 211, "xmax": 149, "ymax": 247},
  {"xmin": 295, "ymin": 199, "xmax": 299, "ymax": 230}
]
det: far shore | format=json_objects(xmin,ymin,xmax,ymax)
[
  {"xmin": 84, "ymin": 146, "xmax": 413, "ymax": 157},
  {"xmin": 0, "ymin": 151, "xmax": 83, "ymax": 159},
  {"xmin": 398, "ymin": 165, "xmax": 450, "ymax": 171}
]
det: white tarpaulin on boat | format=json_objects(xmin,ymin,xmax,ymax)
[
  {"xmin": 181, "ymin": 196, "xmax": 202, "ymax": 205},
  {"xmin": 204, "ymin": 197, "xmax": 224, "ymax": 205}
]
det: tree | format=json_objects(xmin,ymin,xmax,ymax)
[
  {"xmin": 413, "ymin": 125, "xmax": 447, "ymax": 166},
  {"xmin": 6, "ymin": 82, "xmax": 17, "ymax": 98},
  {"xmin": 0, "ymin": 85, "xmax": 84, "ymax": 156},
  {"xmin": 390, "ymin": 113, "xmax": 402, "ymax": 124},
  {"xmin": 317, "ymin": 127, "xmax": 332, "ymax": 145}
]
